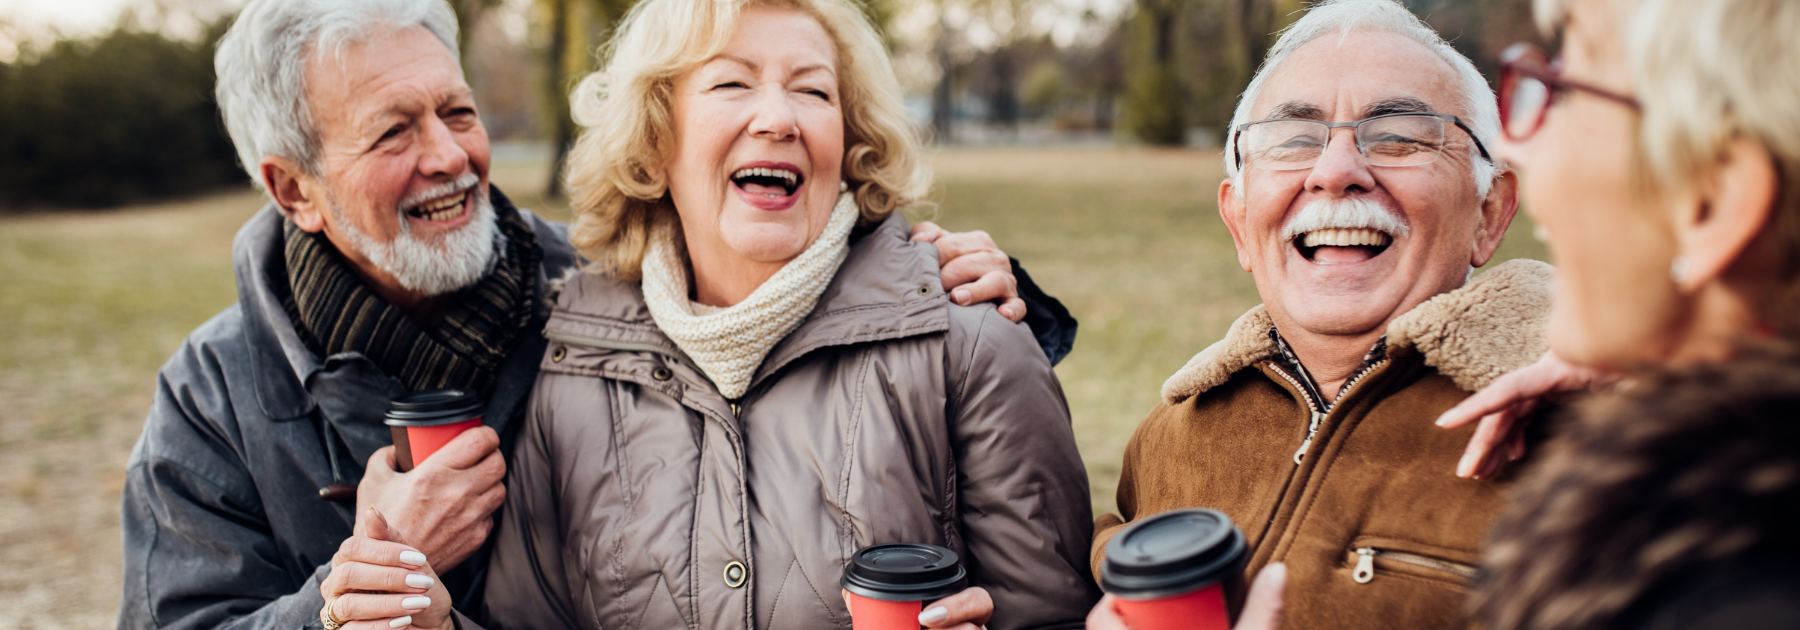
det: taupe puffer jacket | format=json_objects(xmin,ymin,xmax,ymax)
[{"xmin": 477, "ymin": 214, "xmax": 1100, "ymax": 630}]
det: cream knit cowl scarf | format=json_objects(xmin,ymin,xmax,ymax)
[{"xmin": 641, "ymin": 192, "xmax": 860, "ymax": 398}]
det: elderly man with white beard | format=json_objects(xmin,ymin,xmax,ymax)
[
  {"xmin": 115, "ymin": 1, "xmax": 1070, "ymax": 628},
  {"xmin": 1087, "ymin": 1, "xmax": 1553, "ymax": 629}
]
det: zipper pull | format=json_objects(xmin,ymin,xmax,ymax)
[
  {"xmin": 1353, "ymin": 548, "xmax": 1376, "ymax": 584},
  {"xmin": 1293, "ymin": 411, "xmax": 1325, "ymax": 464},
  {"xmin": 730, "ymin": 402, "xmax": 742, "ymax": 417},
  {"xmin": 1292, "ymin": 436, "xmax": 1313, "ymax": 464}
]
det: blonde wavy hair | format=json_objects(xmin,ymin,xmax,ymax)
[{"xmin": 563, "ymin": 0, "xmax": 928, "ymax": 281}]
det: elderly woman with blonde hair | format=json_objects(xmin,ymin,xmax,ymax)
[{"xmin": 318, "ymin": 0, "xmax": 1100, "ymax": 627}]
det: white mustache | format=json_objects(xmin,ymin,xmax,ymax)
[
  {"xmin": 1280, "ymin": 197, "xmax": 1411, "ymax": 242},
  {"xmin": 399, "ymin": 172, "xmax": 481, "ymax": 212}
]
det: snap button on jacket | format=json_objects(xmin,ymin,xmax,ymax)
[{"xmin": 478, "ymin": 214, "xmax": 1101, "ymax": 630}]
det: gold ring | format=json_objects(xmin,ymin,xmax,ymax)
[{"xmin": 320, "ymin": 596, "xmax": 344, "ymax": 630}]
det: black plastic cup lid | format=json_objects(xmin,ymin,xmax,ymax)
[
  {"xmin": 384, "ymin": 389, "xmax": 483, "ymax": 427},
  {"xmin": 1100, "ymin": 508, "xmax": 1248, "ymax": 599},
  {"xmin": 840, "ymin": 543, "xmax": 968, "ymax": 602}
]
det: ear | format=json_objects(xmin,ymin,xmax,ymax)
[
  {"xmin": 1673, "ymin": 138, "xmax": 1780, "ymax": 292},
  {"xmin": 1219, "ymin": 177, "xmax": 1254, "ymax": 272},
  {"xmin": 262, "ymin": 156, "xmax": 327, "ymax": 233},
  {"xmin": 1470, "ymin": 166, "xmax": 1521, "ymax": 267}
]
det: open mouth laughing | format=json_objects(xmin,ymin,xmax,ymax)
[
  {"xmin": 406, "ymin": 189, "xmax": 471, "ymax": 223},
  {"xmin": 1295, "ymin": 227, "xmax": 1394, "ymax": 264},
  {"xmin": 730, "ymin": 163, "xmax": 804, "ymax": 210},
  {"xmin": 401, "ymin": 173, "xmax": 480, "ymax": 226}
]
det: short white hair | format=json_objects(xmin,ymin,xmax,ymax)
[
  {"xmin": 215, "ymin": 0, "xmax": 462, "ymax": 190},
  {"xmin": 1224, "ymin": 0, "xmax": 1500, "ymax": 198}
]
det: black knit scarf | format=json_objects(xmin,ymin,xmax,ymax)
[{"xmin": 281, "ymin": 188, "xmax": 543, "ymax": 395}]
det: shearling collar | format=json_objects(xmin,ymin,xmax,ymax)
[{"xmin": 1160, "ymin": 259, "xmax": 1554, "ymax": 404}]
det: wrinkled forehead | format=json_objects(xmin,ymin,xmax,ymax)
[{"xmin": 1251, "ymin": 28, "xmax": 1466, "ymax": 123}]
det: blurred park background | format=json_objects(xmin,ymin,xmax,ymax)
[{"xmin": 0, "ymin": 0, "xmax": 1547, "ymax": 625}]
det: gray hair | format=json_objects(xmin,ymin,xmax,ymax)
[
  {"xmin": 1224, "ymin": 0, "xmax": 1500, "ymax": 198},
  {"xmin": 215, "ymin": 0, "xmax": 462, "ymax": 190}
]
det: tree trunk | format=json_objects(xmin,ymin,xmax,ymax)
[
  {"xmin": 1236, "ymin": 0, "xmax": 1274, "ymax": 74},
  {"xmin": 932, "ymin": 8, "xmax": 954, "ymax": 144},
  {"xmin": 545, "ymin": 0, "xmax": 574, "ymax": 199}
]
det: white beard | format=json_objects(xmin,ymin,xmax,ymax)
[{"xmin": 332, "ymin": 178, "xmax": 505, "ymax": 297}]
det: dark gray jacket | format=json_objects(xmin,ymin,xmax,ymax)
[{"xmin": 115, "ymin": 195, "xmax": 578, "ymax": 630}]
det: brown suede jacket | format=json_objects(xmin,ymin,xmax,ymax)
[{"xmin": 1093, "ymin": 259, "xmax": 1554, "ymax": 629}]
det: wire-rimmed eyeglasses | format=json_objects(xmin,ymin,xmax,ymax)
[{"xmin": 1232, "ymin": 112, "xmax": 1492, "ymax": 172}]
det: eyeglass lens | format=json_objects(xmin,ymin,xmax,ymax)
[
  {"xmin": 1242, "ymin": 115, "xmax": 1451, "ymax": 171},
  {"xmin": 1502, "ymin": 73, "xmax": 1551, "ymax": 140}
]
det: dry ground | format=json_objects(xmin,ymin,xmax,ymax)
[{"xmin": 0, "ymin": 147, "xmax": 1548, "ymax": 626}]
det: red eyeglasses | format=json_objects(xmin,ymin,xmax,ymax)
[{"xmin": 1497, "ymin": 42, "xmax": 1641, "ymax": 141}]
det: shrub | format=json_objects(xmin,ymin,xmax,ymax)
[{"xmin": 0, "ymin": 20, "xmax": 242, "ymax": 210}]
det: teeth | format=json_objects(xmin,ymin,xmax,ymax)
[
  {"xmin": 731, "ymin": 167, "xmax": 799, "ymax": 185},
  {"xmin": 1301, "ymin": 228, "xmax": 1393, "ymax": 248},
  {"xmin": 411, "ymin": 192, "xmax": 466, "ymax": 222}
]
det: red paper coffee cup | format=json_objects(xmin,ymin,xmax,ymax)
[
  {"xmin": 845, "ymin": 593, "xmax": 922, "ymax": 630},
  {"xmin": 1100, "ymin": 508, "xmax": 1249, "ymax": 630},
  {"xmin": 384, "ymin": 389, "xmax": 483, "ymax": 472},
  {"xmin": 841, "ymin": 543, "xmax": 967, "ymax": 630}
]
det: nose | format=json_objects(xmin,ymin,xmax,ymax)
[
  {"xmin": 416, "ymin": 115, "xmax": 471, "ymax": 179},
  {"xmin": 748, "ymin": 83, "xmax": 799, "ymax": 142},
  {"xmin": 1303, "ymin": 127, "xmax": 1377, "ymax": 196}
]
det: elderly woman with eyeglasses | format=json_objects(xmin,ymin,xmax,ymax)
[
  {"xmin": 311, "ymin": 0, "xmax": 1101, "ymax": 628},
  {"xmin": 1420, "ymin": 0, "xmax": 1800, "ymax": 628}
]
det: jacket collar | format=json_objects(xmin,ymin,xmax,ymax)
[
  {"xmin": 234, "ymin": 202, "xmax": 322, "ymax": 421},
  {"xmin": 544, "ymin": 212, "xmax": 950, "ymax": 397},
  {"xmin": 1161, "ymin": 259, "xmax": 1554, "ymax": 404},
  {"xmin": 232, "ymin": 190, "xmax": 579, "ymax": 458}
]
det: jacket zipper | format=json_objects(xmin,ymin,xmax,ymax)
[
  {"xmin": 1269, "ymin": 358, "xmax": 1387, "ymax": 465},
  {"xmin": 1352, "ymin": 547, "xmax": 1478, "ymax": 583},
  {"xmin": 1338, "ymin": 359, "xmax": 1388, "ymax": 404},
  {"xmin": 1265, "ymin": 364, "xmax": 1325, "ymax": 464}
]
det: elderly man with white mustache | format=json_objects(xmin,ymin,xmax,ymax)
[
  {"xmin": 114, "ymin": 1, "xmax": 1067, "ymax": 629},
  {"xmin": 1087, "ymin": 1, "xmax": 1553, "ymax": 629}
]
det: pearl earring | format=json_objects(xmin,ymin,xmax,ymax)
[
  {"xmin": 839, "ymin": 181, "xmax": 848, "ymax": 192},
  {"xmin": 1670, "ymin": 257, "xmax": 1690, "ymax": 284}
]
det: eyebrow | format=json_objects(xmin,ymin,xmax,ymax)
[
  {"xmin": 714, "ymin": 55, "xmax": 835, "ymax": 78},
  {"xmin": 1361, "ymin": 97, "xmax": 1435, "ymax": 118},
  {"xmin": 1268, "ymin": 101, "xmax": 1326, "ymax": 120}
]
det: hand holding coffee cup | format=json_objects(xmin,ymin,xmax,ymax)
[
  {"xmin": 1098, "ymin": 509, "xmax": 1251, "ymax": 630},
  {"xmin": 1088, "ymin": 563, "xmax": 1287, "ymax": 630},
  {"xmin": 385, "ymin": 390, "xmax": 485, "ymax": 472},
  {"xmin": 321, "ymin": 507, "xmax": 454, "ymax": 630},
  {"xmin": 842, "ymin": 543, "xmax": 992, "ymax": 629},
  {"xmin": 354, "ymin": 419, "xmax": 506, "ymax": 573}
]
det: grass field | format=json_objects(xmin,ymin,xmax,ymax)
[{"xmin": 0, "ymin": 147, "xmax": 1549, "ymax": 626}]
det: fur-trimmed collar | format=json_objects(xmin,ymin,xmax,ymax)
[{"xmin": 1160, "ymin": 259, "xmax": 1554, "ymax": 404}]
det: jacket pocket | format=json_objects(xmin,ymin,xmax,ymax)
[{"xmin": 1343, "ymin": 536, "xmax": 1478, "ymax": 590}]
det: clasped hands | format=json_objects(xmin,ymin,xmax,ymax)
[{"xmin": 322, "ymin": 428, "xmax": 503, "ymax": 630}]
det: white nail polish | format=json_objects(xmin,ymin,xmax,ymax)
[
  {"xmin": 389, "ymin": 616, "xmax": 413, "ymax": 629},
  {"xmin": 919, "ymin": 606, "xmax": 949, "ymax": 625},
  {"xmin": 401, "ymin": 596, "xmax": 431, "ymax": 611},
  {"xmin": 405, "ymin": 574, "xmax": 435, "ymax": 589},
  {"xmin": 399, "ymin": 551, "xmax": 427, "ymax": 567}
]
